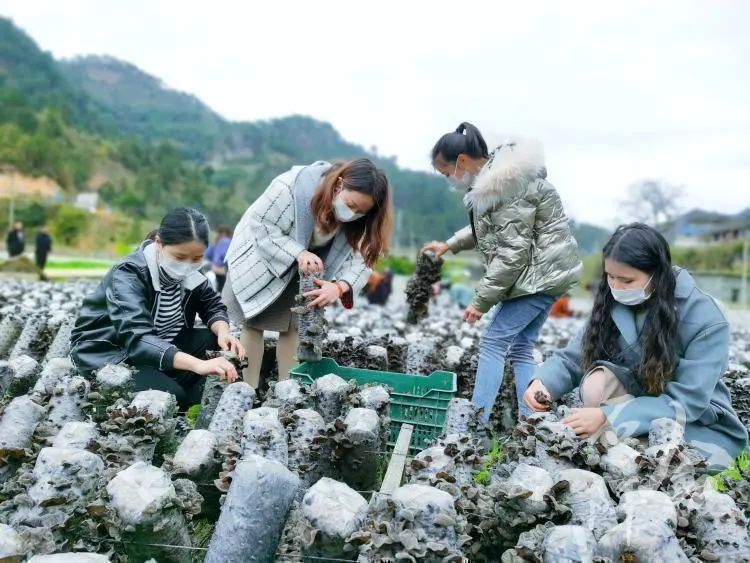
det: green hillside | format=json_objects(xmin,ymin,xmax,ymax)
[{"xmin": 1, "ymin": 16, "xmax": 604, "ymax": 252}]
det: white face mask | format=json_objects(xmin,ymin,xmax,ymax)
[
  {"xmin": 160, "ymin": 252, "xmax": 202, "ymax": 281},
  {"xmin": 610, "ymin": 276, "xmax": 653, "ymax": 306},
  {"xmin": 333, "ymin": 193, "xmax": 365, "ymax": 223},
  {"xmin": 446, "ymin": 161, "xmax": 475, "ymax": 192}
]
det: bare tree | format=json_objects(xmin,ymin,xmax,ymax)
[{"xmin": 621, "ymin": 180, "xmax": 686, "ymax": 226}]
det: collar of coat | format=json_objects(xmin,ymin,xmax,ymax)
[
  {"xmin": 291, "ymin": 160, "xmax": 333, "ymax": 243},
  {"xmin": 290, "ymin": 161, "xmax": 356, "ymax": 276},
  {"xmin": 464, "ymin": 138, "xmax": 546, "ymax": 217},
  {"xmin": 612, "ymin": 267, "xmax": 700, "ymax": 347},
  {"xmin": 140, "ymin": 240, "xmax": 207, "ymax": 292}
]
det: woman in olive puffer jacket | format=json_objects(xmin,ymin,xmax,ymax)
[{"xmin": 424, "ymin": 122, "xmax": 582, "ymax": 422}]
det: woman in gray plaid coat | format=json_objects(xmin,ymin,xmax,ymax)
[{"xmin": 224, "ymin": 158, "xmax": 393, "ymax": 387}]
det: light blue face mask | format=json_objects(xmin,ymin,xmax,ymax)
[{"xmin": 610, "ymin": 276, "xmax": 653, "ymax": 306}]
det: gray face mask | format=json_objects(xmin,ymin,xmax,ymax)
[
  {"xmin": 333, "ymin": 194, "xmax": 365, "ymax": 222},
  {"xmin": 160, "ymin": 253, "xmax": 202, "ymax": 281},
  {"xmin": 446, "ymin": 161, "xmax": 475, "ymax": 192},
  {"xmin": 610, "ymin": 276, "xmax": 653, "ymax": 306}
]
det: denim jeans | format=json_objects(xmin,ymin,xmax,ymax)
[{"xmin": 471, "ymin": 294, "xmax": 556, "ymax": 422}]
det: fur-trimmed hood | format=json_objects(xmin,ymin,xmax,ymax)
[{"xmin": 464, "ymin": 138, "xmax": 546, "ymax": 216}]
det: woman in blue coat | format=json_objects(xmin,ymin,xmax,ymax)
[{"xmin": 525, "ymin": 223, "xmax": 747, "ymax": 470}]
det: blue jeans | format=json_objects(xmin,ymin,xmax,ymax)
[{"xmin": 471, "ymin": 294, "xmax": 556, "ymax": 422}]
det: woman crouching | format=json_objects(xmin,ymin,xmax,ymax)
[
  {"xmin": 71, "ymin": 207, "xmax": 245, "ymax": 410},
  {"xmin": 525, "ymin": 223, "xmax": 747, "ymax": 470}
]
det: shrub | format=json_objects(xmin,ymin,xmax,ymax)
[{"xmin": 51, "ymin": 204, "xmax": 89, "ymax": 245}]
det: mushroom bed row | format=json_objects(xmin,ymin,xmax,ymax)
[{"xmin": 0, "ymin": 281, "xmax": 748, "ymax": 562}]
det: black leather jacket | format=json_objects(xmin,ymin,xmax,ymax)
[{"xmin": 70, "ymin": 241, "xmax": 229, "ymax": 374}]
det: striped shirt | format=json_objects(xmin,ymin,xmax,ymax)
[{"xmin": 154, "ymin": 269, "xmax": 184, "ymax": 342}]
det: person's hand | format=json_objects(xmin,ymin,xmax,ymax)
[
  {"xmin": 217, "ymin": 330, "xmax": 245, "ymax": 358},
  {"xmin": 524, "ymin": 379, "xmax": 552, "ymax": 412},
  {"xmin": 304, "ymin": 279, "xmax": 341, "ymax": 308},
  {"xmin": 562, "ymin": 408, "xmax": 607, "ymax": 438},
  {"xmin": 194, "ymin": 357, "xmax": 239, "ymax": 383},
  {"xmin": 297, "ymin": 251, "xmax": 324, "ymax": 275},
  {"xmin": 422, "ymin": 241, "xmax": 450, "ymax": 258},
  {"xmin": 463, "ymin": 304, "xmax": 483, "ymax": 324}
]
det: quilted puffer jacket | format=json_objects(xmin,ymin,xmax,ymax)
[{"xmin": 447, "ymin": 139, "xmax": 582, "ymax": 313}]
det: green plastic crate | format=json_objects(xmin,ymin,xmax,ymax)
[{"xmin": 290, "ymin": 357, "xmax": 457, "ymax": 453}]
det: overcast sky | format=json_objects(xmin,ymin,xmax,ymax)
[{"xmin": 2, "ymin": 0, "xmax": 748, "ymax": 228}]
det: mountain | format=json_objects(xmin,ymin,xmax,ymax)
[
  {"xmin": 61, "ymin": 55, "xmax": 229, "ymax": 160},
  {"xmin": 0, "ymin": 18, "xmax": 104, "ymax": 132},
  {"xmin": 0, "ymin": 16, "xmax": 605, "ymax": 252},
  {"xmin": 661, "ymin": 208, "xmax": 750, "ymax": 242},
  {"xmin": 58, "ymin": 55, "xmax": 472, "ymax": 245},
  {"xmin": 58, "ymin": 55, "xmax": 614, "ymax": 251},
  {"xmin": 59, "ymin": 55, "xmax": 374, "ymax": 164},
  {"xmin": 568, "ymin": 220, "xmax": 611, "ymax": 254}
]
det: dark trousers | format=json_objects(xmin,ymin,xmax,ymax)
[
  {"xmin": 133, "ymin": 327, "xmax": 218, "ymax": 410},
  {"xmin": 36, "ymin": 252, "xmax": 48, "ymax": 270},
  {"xmin": 215, "ymin": 273, "xmax": 226, "ymax": 294}
]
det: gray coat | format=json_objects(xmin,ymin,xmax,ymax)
[
  {"xmin": 226, "ymin": 161, "xmax": 370, "ymax": 320},
  {"xmin": 535, "ymin": 268, "xmax": 748, "ymax": 470}
]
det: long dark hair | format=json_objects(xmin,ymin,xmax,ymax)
[
  {"xmin": 147, "ymin": 207, "xmax": 210, "ymax": 247},
  {"xmin": 431, "ymin": 122, "xmax": 489, "ymax": 165},
  {"xmin": 312, "ymin": 158, "xmax": 392, "ymax": 267},
  {"xmin": 581, "ymin": 223, "xmax": 679, "ymax": 395}
]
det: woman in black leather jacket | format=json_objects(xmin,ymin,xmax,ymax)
[{"xmin": 71, "ymin": 207, "xmax": 245, "ymax": 409}]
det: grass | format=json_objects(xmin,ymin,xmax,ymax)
[
  {"xmin": 0, "ymin": 256, "xmax": 39, "ymax": 273},
  {"xmin": 709, "ymin": 451, "xmax": 750, "ymax": 492},
  {"xmin": 186, "ymin": 404, "xmax": 201, "ymax": 429},
  {"xmin": 474, "ymin": 436, "xmax": 504, "ymax": 486},
  {"xmin": 377, "ymin": 255, "xmax": 416, "ymax": 275},
  {"xmin": 474, "ymin": 469, "xmax": 492, "ymax": 486},
  {"xmin": 46, "ymin": 259, "xmax": 114, "ymax": 269},
  {"xmin": 376, "ymin": 254, "xmax": 479, "ymax": 286},
  {"xmin": 443, "ymin": 262, "xmax": 473, "ymax": 286},
  {"xmin": 443, "ymin": 256, "xmax": 482, "ymax": 284},
  {"xmin": 191, "ymin": 518, "xmax": 216, "ymax": 549}
]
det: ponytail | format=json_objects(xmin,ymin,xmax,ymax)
[{"xmin": 431, "ymin": 121, "xmax": 489, "ymax": 165}]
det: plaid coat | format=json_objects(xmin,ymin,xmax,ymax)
[{"xmin": 226, "ymin": 161, "xmax": 370, "ymax": 320}]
